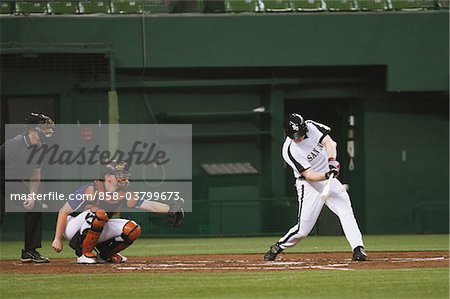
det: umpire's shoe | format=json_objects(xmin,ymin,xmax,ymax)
[
  {"xmin": 264, "ymin": 244, "xmax": 283, "ymax": 261},
  {"xmin": 21, "ymin": 249, "xmax": 50, "ymax": 263},
  {"xmin": 352, "ymin": 246, "xmax": 368, "ymax": 261}
]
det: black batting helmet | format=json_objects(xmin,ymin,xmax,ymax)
[
  {"xmin": 284, "ymin": 113, "xmax": 308, "ymax": 139},
  {"xmin": 24, "ymin": 112, "xmax": 55, "ymax": 138}
]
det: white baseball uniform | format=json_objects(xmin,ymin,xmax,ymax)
[
  {"xmin": 64, "ymin": 210, "xmax": 129, "ymax": 244},
  {"xmin": 277, "ymin": 120, "xmax": 364, "ymax": 251},
  {"xmin": 63, "ymin": 183, "xmax": 131, "ymax": 245}
]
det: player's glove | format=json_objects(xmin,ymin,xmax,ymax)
[
  {"xmin": 168, "ymin": 198, "xmax": 185, "ymax": 228},
  {"xmin": 327, "ymin": 157, "xmax": 340, "ymax": 178},
  {"xmin": 325, "ymin": 170, "xmax": 338, "ymax": 179}
]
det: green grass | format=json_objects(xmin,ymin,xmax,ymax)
[
  {"xmin": 0, "ymin": 269, "xmax": 448, "ymax": 299},
  {"xmin": 1, "ymin": 234, "xmax": 449, "ymax": 260}
]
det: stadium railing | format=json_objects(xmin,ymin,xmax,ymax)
[{"xmin": 1, "ymin": 1, "xmax": 448, "ymax": 19}]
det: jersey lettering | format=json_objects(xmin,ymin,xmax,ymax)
[{"xmin": 306, "ymin": 143, "xmax": 325, "ymax": 162}]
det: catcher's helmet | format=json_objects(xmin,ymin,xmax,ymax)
[
  {"xmin": 24, "ymin": 113, "xmax": 55, "ymax": 138},
  {"xmin": 284, "ymin": 113, "xmax": 307, "ymax": 139},
  {"xmin": 101, "ymin": 160, "xmax": 132, "ymax": 190}
]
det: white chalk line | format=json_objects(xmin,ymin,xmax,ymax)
[
  {"xmin": 114, "ymin": 265, "xmax": 352, "ymax": 271},
  {"xmin": 112, "ymin": 256, "xmax": 446, "ymax": 271},
  {"xmin": 389, "ymin": 257, "xmax": 446, "ymax": 262},
  {"xmin": 306, "ymin": 266, "xmax": 353, "ymax": 271},
  {"xmin": 113, "ymin": 261, "xmax": 352, "ymax": 271}
]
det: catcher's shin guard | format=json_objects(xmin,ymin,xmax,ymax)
[
  {"xmin": 97, "ymin": 220, "xmax": 141, "ymax": 261},
  {"xmin": 81, "ymin": 207, "xmax": 109, "ymax": 255}
]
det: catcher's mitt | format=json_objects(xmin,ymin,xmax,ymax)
[{"xmin": 168, "ymin": 198, "xmax": 184, "ymax": 228}]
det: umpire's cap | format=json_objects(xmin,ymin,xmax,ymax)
[{"xmin": 24, "ymin": 113, "xmax": 55, "ymax": 138}]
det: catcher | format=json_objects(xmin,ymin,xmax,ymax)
[{"xmin": 51, "ymin": 160, "xmax": 184, "ymax": 264}]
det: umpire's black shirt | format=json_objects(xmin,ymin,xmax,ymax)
[{"xmin": 1, "ymin": 132, "xmax": 41, "ymax": 185}]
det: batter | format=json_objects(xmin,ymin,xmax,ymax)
[{"xmin": 264, "ymin": 113, "xmax": 367, "ymax": 261}]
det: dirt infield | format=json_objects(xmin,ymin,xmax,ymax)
[{"xmin": 1, "ymin": 251, "xmax": 448, "ymax": 274}]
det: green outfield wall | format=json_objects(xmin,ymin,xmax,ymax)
[
  {"xmin": 0, "ymin": 11, "xmax": 448, "ymax": 239},
  {"xmin": 1, "ymin": 11, "xmax": 448, "ymax": 91}
]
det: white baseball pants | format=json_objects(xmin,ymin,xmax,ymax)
[
  {"xmin": 277, "ymin": 178, "xmax": 364, "ymax": 251},
  {"xmin": 64, "ymin": 210, "xmax": 129, "ymax": 243}
]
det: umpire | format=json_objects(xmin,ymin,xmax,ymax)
[{"xmin": 0, "ymin": 113, "xmax": 55, "ymax": 263}]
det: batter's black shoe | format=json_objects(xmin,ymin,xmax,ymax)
[
  {"xmin": 264, "ymin": 244, "xmax": 283, "ymax": 261},
  {"xmin": 21, "ymin": 249, "xmax": 50, "ymax": 263},
  {"xmin": 352, "ymin": 246, "xmax": 368, "ymax": 261}
]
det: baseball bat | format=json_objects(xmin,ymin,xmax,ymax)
[{"xmin": 320, "ymin": 173, "xmax": 334, "ymax": 201}]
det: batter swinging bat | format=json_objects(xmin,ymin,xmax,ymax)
[{"xmin": 320, "ymin": 173, "xmax": 334, "ymax": 201}]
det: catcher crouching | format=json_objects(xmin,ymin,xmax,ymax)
[{"xmin": 52, "ymin": 160, "xmax": 184, "ymax": 264}]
